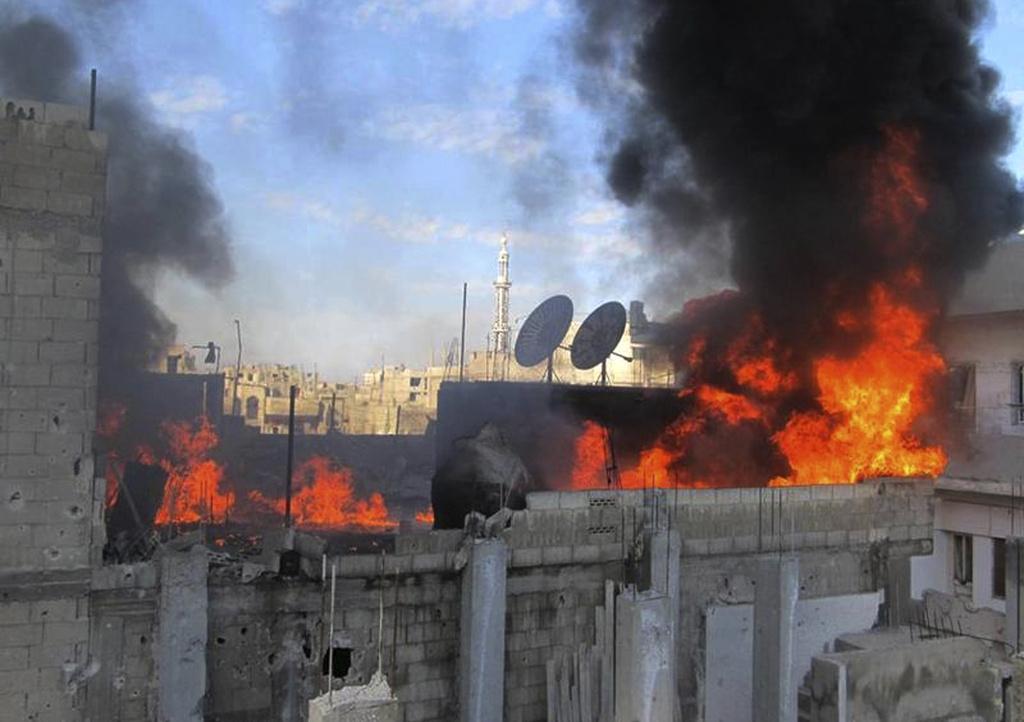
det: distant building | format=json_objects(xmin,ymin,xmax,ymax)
[{"xmin": 912, "ymin": 238, "xmax": 1024, "ymax": 618}]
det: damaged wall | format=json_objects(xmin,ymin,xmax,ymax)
[
  {"xmin": 806, "ymin": 636, "xmax": 1004, "ymax": 721},
  {"xmin": 80, "ymin": 480, "xmax": 932, "ymax": 722},
  {"xmin": 0, "ymin": 98, "xmax": 107, "ymax": 722}
]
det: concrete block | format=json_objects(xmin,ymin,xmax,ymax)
[
  {"xmin": 12, "ymin": 295, "xmax": 41, "ymax": 317},
  {"xmin": 55, "ymin": 274, "xmax": 100, "ymax": 299},
  {"xmin": 10, "ymin": 317, "xmax": 53, "ymax": 339},
  {"xmin": 12, "ymin": 164, "xmax": 61, "ymax": 190},
  {"xmin": 41, "ymin": 620, "xmax": 88, "ymax": 646},
  {"xmin": 50, "ymin": 319, "xmax": 96, "ymax": 344},
  {"xmin": 525, "ymin": 492, "xmax": 560, "ymax": 510},
  {"xmin": 0, "ymin": 185, "xmax": 46, "ymax": 211},
  {"xmin": 0, "ymin": 602, "xmax": 32, "ymax": 626},
  {"xmin": 0, "ymin": 647, "xmax": 28, "ymax": 673},
  {"xmin": 47, "ymin": 190, "xmax": 92, "ymax": 216},
  {"xmin": 51, "ymin": 148, "xmax": 94, "ymax": 173},
  {"xmin": 42, "ymin": 251, "xmax": 90, "ymax": 274},
  {"xmin": 43, "ymin": 103, "xmax": 88, "ymax": 127},
  {"xmin": 540, "ymin": 546, "xmax": 571, "ymax": 565},
  {"xmin": 511, "ymin": 547, "xmax": 541, "ymax": 567},
  {"xmin": 12, "ymin": 273, "xmax": 53, "ymax": 297},
  {"xmin": 4, "ymin": 141, "xmax": 50, "ymax": 167},
  {"xmin": 6, "ymin": 340, "xmax": 38, "ymax": 363},
  {"xmin": 12, "ymin": 248, "xmax": 42, "ymax": 271},
  {"xmin": 38, "ymin": 341, "xmax": 85, "ymax": 364},
  {"xmin": 41, "ymin": 297, "xmax": 88, "ymax": 319},
  {"xmin": 62, "ymin": 127, "xmax": 107, "ymax": 153}
]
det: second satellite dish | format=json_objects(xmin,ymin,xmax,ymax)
[
  {"xmin": 514, "ymin": 295, "xmax": 574, "ymax": 368},
  {"xmin": 571, "ymin": 301, "xmax": 627, "ymax": 370}
]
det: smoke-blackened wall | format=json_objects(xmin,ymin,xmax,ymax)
[
  {"xmin": 575, "ymin": 0, "xmax": 1022, "ymax": 346},
  {"xmin": 0, "ymin": 13, "xmax": 233, "ymax": 401}
]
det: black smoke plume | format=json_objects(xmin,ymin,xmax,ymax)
[
  {"xmin": 575, "ymin": 0, "xmax": 1022, "ymax": 352},
  {"xmin": 0, "ymin": 14, "xmax": 234, "ymax": 400}
]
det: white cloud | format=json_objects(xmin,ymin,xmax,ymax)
[
  {"xmin": 266, "ymin": 192, "xmax": 344, "ymax": 226},
  {"xmin": 353, "ymin": 0, "xmax": 548, "ymax": 29},
  {"xmin": 150, "ymin": 76, "xmax": 229, "ymax": 122},
  {"xmin": 1006, "ymin": 89, "xmax": 1024, "ymax": 108},
  {"xmin": 262, "ymin": 0, "xmax": 300, "ymax": 15},
  {"xmin": 228, "ymin": 112, "xmax": 265, "ymax": 134},
  {"xmin": 366, "ymin": 103, "xmax": 543, "ymax": 164}
]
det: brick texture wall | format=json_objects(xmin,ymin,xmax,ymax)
[{"xmin": 0, "ymin": 98, "xmax": 107, "ymax": 722}]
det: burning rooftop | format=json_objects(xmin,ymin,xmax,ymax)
[{"xmin": 3, "ymin": 0, "xmax": 1024, "ymax": 721}]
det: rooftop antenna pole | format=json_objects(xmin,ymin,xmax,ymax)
[
  {"xmin": 232, "ymin": 319, "xmax": 242, "ymax": 417},
  {"xmin": 328, "ymin": 560, "xmax": 337, "ymax": 704},
  {"xmin": 378, "ymin": 551, "xmax": 385, "ymax": 676},
  {"xmin": 284, "ymin": 385, "xmax": 296, "ymax": 527},
  {"xmin": 459, "ymin": 282, "xmax": 467, "ymax": 383},
  {"xmin": 88, "ymin": 69, "xmax": 97, "ymax": 130}
]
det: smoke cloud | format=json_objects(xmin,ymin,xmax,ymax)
[
  {"xmin": 574, "ymin": 0, "xmax": 1023, "ymax": 351},
  {"xmin": 0, "ymin": 13, "xmax": 234, "ymax": 399}
]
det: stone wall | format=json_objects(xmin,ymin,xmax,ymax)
[
  {"xmin": 0, "ymin": 98, "xmax": 107, "ymax": 722},
  {"xmin": 80, "ymin": 479, "xmax": 933, "ymax": 722}
]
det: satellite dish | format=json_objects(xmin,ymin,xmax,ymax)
[
  {"xmin": 514, "ymin": 295, "xmax": 574, "ymax": 369},
  {"xmin": 571, "ymin": 302, "xmax": 628, "ymax": 380}
]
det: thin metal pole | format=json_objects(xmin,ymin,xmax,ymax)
[
  {"xmin": 390, "ymin": 563, "xmax": 399, "ymax": 683},
  {"xmin": 459, "ymin": 282, "xmax": 467, "ymax": 383},
  {"xmin": 285, "ymin": 385, "xmax": 296, "ymax": 527},
  {"xmin": 328, "ymin": 561, "xmax": 337, "ymax": 703},
  {"xmin": 329, "ymin": 392, "xmax": 336, "ymax": 433},
  {"xmin": 232, "ymin": 320, "xmax": 242, "ymax": 416},
  {"xmin": 378, "ymin": 551, "xmax": 385, "ymax": 675},
  {"xmin": 88, "ymin": 69, "xmax": 96, "ymax": 130}
]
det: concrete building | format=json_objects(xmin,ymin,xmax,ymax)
[
  {"xmin": 911, "ymin": 238, "xmax": 1024, "ymax": 625},
  {"xmin": 0, "ymin": 97, "xmax": 109, "ymax": 721}
]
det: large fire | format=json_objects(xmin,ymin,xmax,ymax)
[
  {"xmin": 248, "ymin": 456, "xmax": 397, "ymax": 532},
  {"xmin": 571, "ymin": 126, "xmax": 948, "ymax": 490},
  {"xmin": 153, "ymin": 417, "xmax": 234, "ymax": 525},
  {"xmin": 102, "ymin": 409, "xmax": 397, "ymax": 532}
]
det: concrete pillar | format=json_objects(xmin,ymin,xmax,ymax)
[
  {"xmin": 752, "ymin": 555, "xmax": 799, "ymax": 722},
  {"xmin": 1006, "ymin": 538, "xmax": 1024, "ymax": 653},
  {"xmin": 158, "ymin": 546, "xmax": 208, "ymax": 722},
  {"xmin": 884, "ymin": 555, "xmax": 911, "ymax": 627},
  {"xmin": 614, "ymin": 587, "xmax": 676, "ymax": 722},
  {"xmin": 459, "ymin": 538, "xmax": 507, "ymax": 722}
]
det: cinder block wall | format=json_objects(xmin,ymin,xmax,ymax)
[
  {"xmin": 0, "ymin": 97, "xmax": 107, "ymax": 722},
  {"xmin": 78, "ymin": 479, "xmax": 933, "ymax": 722}
]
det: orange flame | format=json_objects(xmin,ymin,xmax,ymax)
[
  {"xmin": 249, "ymin": 456, "xmax": 397, "ymax": 532},
  {"xmin": 569, "ymin": 126, "xmax": 947, "ymax": 490},
  {"xmin": 770, "ymin": 285, "xmax": 946, "ymax": 485},
  {"xmin": 415, "ymin": 506, "xmax": 435, "ymax": 525},
  {"xmin": 153, "ymin": 417, "xmax": 234, "ymax": 525}
]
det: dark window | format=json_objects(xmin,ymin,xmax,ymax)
[
  {"xmin": 949, "ymin": 365, "xmax": 976, "ymax": 425},
  {"xmin": 994, "ymin": 538, "xmax": 1007, "ymax": 599},
  {"xmin": 245, "ymin": 396, "xmax": 259, "ymax": 420},
  {"xmin": 166, "ymin": 356, "xmax": 179, "ymax": 374},
  {"xmin": 954, "ymin": 533, "xmax": 973, "ymax": 585},
  {"xmin": 410, "ymin": 377, "xmax": 422, "ymax": 387}
]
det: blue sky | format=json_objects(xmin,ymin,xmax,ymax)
[{"xmin": 35, "ymin": 0, "xmax": 1024, "ymax": 378}]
